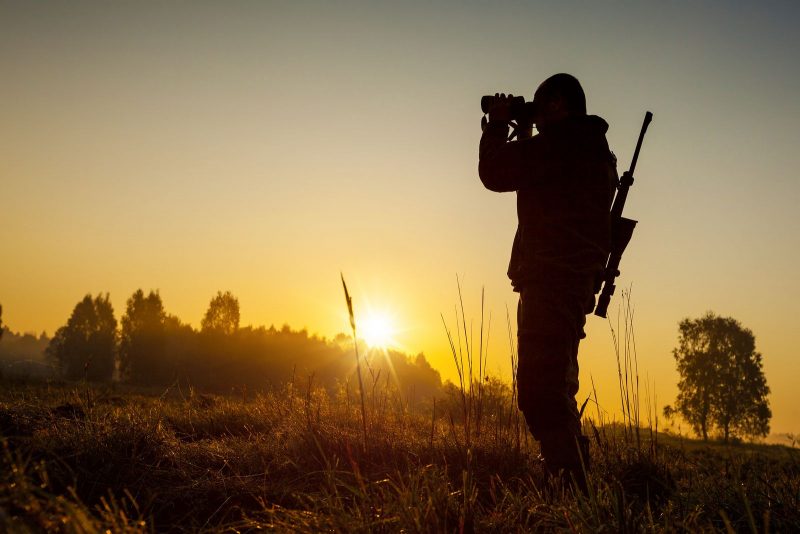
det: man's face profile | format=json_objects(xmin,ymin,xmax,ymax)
[{"xmin": 534, "ymin": 95, "xmax": 568, "ymax": 131}]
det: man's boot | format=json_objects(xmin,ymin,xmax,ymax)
[{"xmin": 539, "ymin": 430, "xmax": 591, "ymax": 493}]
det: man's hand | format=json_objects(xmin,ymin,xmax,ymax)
[
  {"xmin": 482, "ymin": 93, "xmax": 533, "ymax": 139},
  {"xmin": 488, "ymin": 93, "xmax": 513, "ymax": 123}
]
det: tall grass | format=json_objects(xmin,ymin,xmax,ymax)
[
  {"xmin": 603, "ymin": 287, "xmax": 662, "ymax": 459},
  {"xmin": 2, "ymin": 371, "xmax": 798, "ymax": 531},
  {"xmin": 340, "ymin": 273, "xmax": 369, "ymax": 453},
  {"xmin": 440, "ymin": 277, "xmax": 519, "ymax": 453},
  {"xmin": 608, "ymin": 287, "xmax": 640, "ymax": 445},
  {"xmin": 504, "ymin": 302, "xmax": 523, "ymax": 454}
]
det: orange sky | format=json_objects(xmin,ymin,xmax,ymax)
[{"xmin": 1, "ymin": 1, "xmax": 798, "ymax": 435}]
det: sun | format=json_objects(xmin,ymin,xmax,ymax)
[{"xmin": 360, "ymin": 312, "xmax": 396, "ymax": 348}]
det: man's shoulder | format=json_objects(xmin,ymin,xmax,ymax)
[
  {"xmin": 548, "ymin": 115, "xmax": 609, "ymax": 140},
  {"xmin": 582, "ymin": 115, "xmax": 610, "ymax": 134}
]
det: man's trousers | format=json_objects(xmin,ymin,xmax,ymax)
[{"xmin": 516, "ymin": 281, "xmax": 592, "ymax": 445}]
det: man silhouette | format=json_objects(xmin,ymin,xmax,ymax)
[{"xmin": 479, "ymin": 74, "xmax": 618, "ymax": 487}]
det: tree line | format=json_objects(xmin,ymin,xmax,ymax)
[
  {"xmin": 39, "ymin": 290, "xmax": 442, "ymax": 397},
  {"xmin": 0, "ymin": 303, "xmax": 51, "ymax": 379},
  {"xmin": 0, "ymin": 298, "xmax": 774, "ymax": 441}
]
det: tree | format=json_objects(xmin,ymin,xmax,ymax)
[
  {"xmin": 119, "ymin": 289, "xmax": 168, "ymax": 383},
  {"xmin": 666, "ymin": 312, "xmax": 770, "ymax": 442},
  {"xmin": 201, "ymin": 291, "xmax": 240, "ymax": 335},
  {"xmin": 164, "ymin": 313, "xmax": 197, "ymax": 382},
  {"xmin": 45, "ymin": 294, "xmax": 117, "ymax": 381}
]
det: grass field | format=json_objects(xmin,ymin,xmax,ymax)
[{"xmin": 0, "ymin": 377, "xmax": 798, "ymax": 533}]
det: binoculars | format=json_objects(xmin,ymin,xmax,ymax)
[{"xmin": 480, "ymin": 95, "xmax": 538, "ymax": 123}]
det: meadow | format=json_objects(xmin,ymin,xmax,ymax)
[{"xmin": 0, "ymin": 374, "xmax": 798, "ymax": 533}]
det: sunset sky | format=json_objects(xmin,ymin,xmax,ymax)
[{"xmin": 1, "ymin": 1, "xmax": 798, "ymax": 435}]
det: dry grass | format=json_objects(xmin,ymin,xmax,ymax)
[{"xmin": 0, "ymin": 376, "xmax": 798, "ymax": 532}]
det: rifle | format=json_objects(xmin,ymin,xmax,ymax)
[{"xmin": 594, "ymin": 111, "xmax": 653, "ymax": 318}]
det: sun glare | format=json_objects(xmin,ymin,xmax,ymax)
[{"xmin": 360, "ymin": 313, "xmax": 395, "ymax": 348}]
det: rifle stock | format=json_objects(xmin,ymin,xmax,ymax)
[{"xmin": 594, "ymin": 111, "xmax": 653, "ymax": 318}]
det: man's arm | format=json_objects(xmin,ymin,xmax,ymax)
[
  {"xmin": 479, "ymin": 122, "xmax": 556, "ymax": 193},
  {"xmin": 478, "ymin": 121, "xmax": 530, "ymax": 192}
]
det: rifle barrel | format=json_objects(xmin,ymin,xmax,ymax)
[{"xmin": 628, "ymin": 111, "xmax": 653, "ymax": 177}]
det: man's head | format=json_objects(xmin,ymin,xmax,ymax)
[{"xmin": 533, "ymin": 73, "xmax": 586, "ymax": 130}]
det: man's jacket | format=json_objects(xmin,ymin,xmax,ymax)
[{"xmin": 479, "ymin": 115, "xmax": 618, "ymax": 292}]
